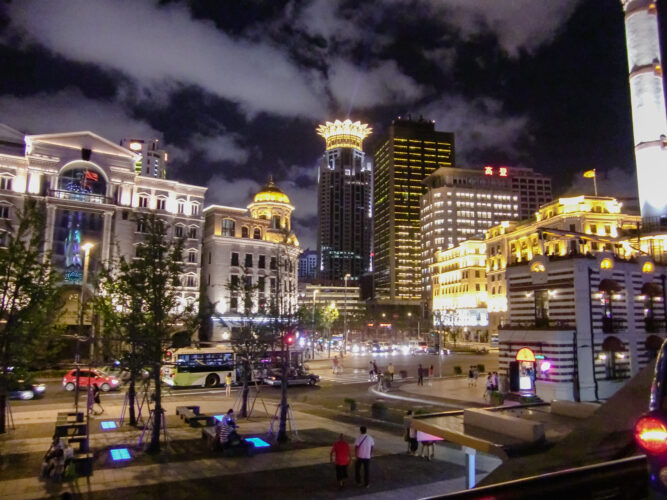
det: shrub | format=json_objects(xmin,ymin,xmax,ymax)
[
  {"xmin": 477, "ymin": 364, "xmax": 485, "ymax": 373},
  {"xmin": 453, "ymin": 365, "xmax": 462, "ymax": 375},
  {"xmin": 371, "ymin": 402, "xmax": 388, "ymax": 419},
  {"xmin": 490, "ymin": 391, "xmax": 505, "ymax": 406},
  {"xmin": 344, "ymin": 398, "xmax": 357, "ymax": 411}
]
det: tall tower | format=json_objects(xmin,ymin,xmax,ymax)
[
  {"xmin": 373, "ymin": 117, "xmax": 454, "ymax": 304},
  {"xmin": 120, "ymin": 138, "xmax": 168, "ymax": 179},
  {"xmin": 620, "ymin": 0, "xmax": 667, "ymax": 223},
  {"xmin": 316, "ymin": 119, "xmax": 373, "ymax": 283}
]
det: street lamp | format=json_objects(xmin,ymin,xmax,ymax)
[
  {"xmin": 343, "ymin": 273, "xmax": 351, "ymax": 354},
  {"xmin": 312, "ymin": 289, "xmax": 319, "ymax": 358},
  {"xmin": 74, "ymin": 242, "xmax": 94, "ymax": 413}
]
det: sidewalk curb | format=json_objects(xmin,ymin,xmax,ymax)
[{"xmin": 369, "ymin": 386, "xmax": 467, "ymax": 409}]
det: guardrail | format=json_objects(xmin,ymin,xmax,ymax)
[{"xmin": 421, "ymin": 455, "xmax": 647, "ymax": 500}]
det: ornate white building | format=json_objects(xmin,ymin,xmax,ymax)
[
  {"xmin": 0, "ymin": 125, "xmax": 206, "ymax": 329},
  {"xmin": 201, "ymin": 179, "xmax": 300, "ymax": 341}
]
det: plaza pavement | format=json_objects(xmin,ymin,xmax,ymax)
[{"xmin": 0, "ymin": 386, "xmax": 502, "ymax": 499}]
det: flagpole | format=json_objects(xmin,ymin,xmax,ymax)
[{"xmin": 593, "ymin": 169, "xmax": 598, "ymax": 197}]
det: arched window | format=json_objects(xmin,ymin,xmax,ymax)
[
  {"xmin": 642, "ymin": 282, "xmax": 663, "ymax": 333},
  {"xmin": 221, "ymin": 219, "xmax": 235, "ymax": 237},
  {"xmin": 272, "ymin": 215, "xmax": 281, "ymax": 229},
  {"xmin": 253, "ymin": 228, "xmax": 261, "ymax": 239},
  {"xmin": 241, "ymin": 226, "xmax": 249, "ymax": 238},
  {"xmin": 601, "ymin": 336, "xmax": 627, "ymax": 380},
  {"xmin": 187, "ymin": 250, "xmax": 197, "ymax": 263},
  {"xmin": 59, "ymin": 164, "xmax": 106, "ymax": 195},
  {"xmin": 599, "ymin": 279, "xmax": 623, "ymax": 333}
]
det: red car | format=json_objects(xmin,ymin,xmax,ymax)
[{"xmin": 62, "ymin": 369, "xmax": 121, "ymax": 392}]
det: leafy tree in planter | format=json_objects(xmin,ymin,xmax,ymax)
[{"xmin": 0, "ymin": 201, "xmax": 61, "ymax": 434}]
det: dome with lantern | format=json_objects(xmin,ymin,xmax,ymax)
[
  {"xmin": 248, "ymin": 176, "xmax": 298, "ymax": 246},
  {"xmin": 252, "ymin": 178, "xmax": 292, "ymax": 205}
]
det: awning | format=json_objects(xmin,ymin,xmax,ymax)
[
  {"xmin": 645, "ymin": 335, "xmax": 664, "ymax": 352},
  {"xmin": 641, "ymin": 282, "xmax": 663, "ymax": 297},
  {"xmin": 602, "ymin": 336, "xmax": 624, "ymax": 352},
  {"xmin": 599, "ymin": 279, "xmax": 623, "ymax": 292}
]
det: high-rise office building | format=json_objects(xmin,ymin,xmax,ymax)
[
  {"xmin": 316, "ymin": 120, "xmax": 373, "ymax": 283},
  {"xmin": 373, "ymin": 117, "xmax": 454, "ymax": 303},
  {"xmin": 119, "ymin": 138, "xmax": 168, "ymax": 179},
  {"xmin": 420, "ymin": 166, "xmax": 518, "ymax": 305},
  {"xmin": 298, "ymin": 248, "xmax": 318, "ymax": 282}
]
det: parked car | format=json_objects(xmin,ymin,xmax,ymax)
[
  {"xmin": 264, "ymin": 368, "xmax": 320, "ymax": 387},
  {"xmin": 62, "ymin": 369, "xmax": 121, "ymax": 392},
  {"xmin": 9, "ymin": 380, "xmax": 46, "ymax": 400}
]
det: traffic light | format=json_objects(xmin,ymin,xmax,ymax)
[{"xmin": 285, "ymin": 333, "xmax": 295, "ymax": 345}]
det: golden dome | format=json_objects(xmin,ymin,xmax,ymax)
[{"xmin": 253, "ymin": 177, "xmax": 291, "ymax": 204}]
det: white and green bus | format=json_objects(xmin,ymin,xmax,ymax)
[{"xmin": 162, "ymin": 346, "xmax": 236, "ymax": 388}]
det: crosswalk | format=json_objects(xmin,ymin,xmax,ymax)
[{"xmin": 317, "ymin": 370, "xmax": 376, "ymax": 385}]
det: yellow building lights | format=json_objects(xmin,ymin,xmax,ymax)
[
  {"xmin": 531, "ymin": 262, "xmax": 546, "ymax": 272},
  {"xmin": 316, "ymin": 120, "xmax": 372, "ymax": 151},
  {"xmin": 600, "ymin": 258, "xmax": 614, "ymax": 270},
  {"xmin": 643, "ymin": 261, "xmax": 655, "ymax": 273}
]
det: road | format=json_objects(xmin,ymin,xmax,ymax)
[{"xmin": 10, "ymin": 351, "xmax": 497, "ymax": 416}]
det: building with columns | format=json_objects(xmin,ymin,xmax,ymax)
[
  {"xmin": 0, "ymin": 125, "xmax": 206, "ymax": 330},
  {"xmin": 201, "ymin": 179, "xmax": 300, "ymax": 341}
]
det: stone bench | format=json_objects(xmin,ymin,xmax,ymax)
[
  {"xmin": 176, "ymin": 406, "xmax": 200, "ymax": 419},
  {"xmin": 464, "ymin": 408, "xmax": 545, "ymax": 442}
]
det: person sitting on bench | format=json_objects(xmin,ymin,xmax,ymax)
[{"xmin": 215, "ymin": 409, "xmax": 249, "ymax": 450}]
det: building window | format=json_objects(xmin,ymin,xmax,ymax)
[
  {"xmin": 175, "ymin": 225, "xmax": 184, "ymax": 238},
  {"xmin": 231, "ymin": 252, "xmax": 239, "ymax": 266},
  {"xmin": 191, "ymin": 204, "xmax": 199, "ymax": 216},
  {"xmin": 0, "ymin": 177, "xmax": 12, "ymax": 191},
  {"xmin": 155, "ymin": 198, "xmax": 166, "ymax": 210},
  {"xmin": 221, "ymin": 219, "xmax": 235, "ymax": 237},
  {"xmin": 245, "ymin": 254, "xmax": 253, "ymax": 268},
  {"xmin": 188, "ymin": 251, "xmax": 197, "ymax": 263},
  {"xmin": 0, "ymin": 205, "xmax": 9, "ymax": 219},
  {"xmin": 136, "ymin": 220, "xmax": 147, "ymax": 233},
  {"xmin": 245, "ymin": 276, "xmax": 252, "ymax": 287},
  {"xmin": 230, "ymin": 275, "xmax": 239, "ymax": 287},
  {"xmin": 230, "ymin": 297, "xmax": 238, "ymax": 311},
  {"xmin": 258, "ymin": 276, "xmax": 265, "ymax": 291},
  {"xmin": 188, "ymin": 227, "xmax": 197, "ymax": 239},
  {"xmin": 534, "ymin": 289, "xmax": 549, "ymax": 327},
  {"xmin": 258, "ymin": 255, "xmax": 266, "ymax": 269},
  {"xmin": 242, "ymin": 226, "xmax": 249, "ymax": 238},
  {"xmin": 138, "ymin": 195, "xmax": 149, "ymax": 208},
  {"xmin": 253, "ymin": 228, "xmax": 261, "ymax": 239},
  {"xmin": 270, "ymin": 257, "xmax": 277, "ymax": 270},
  {"xmin": 177, "ymin": 200, "xmax": 185, "ymax": 214},
  {"xmin": 272, "ymin": 215, "xmax": 281, "ymax": 229},
  {"xmin": 186, "ymin": 275, "xmax": 196, "ymax": 287}
]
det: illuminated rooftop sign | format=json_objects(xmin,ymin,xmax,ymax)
[
  {"xmin": 317, "ymin": 120, "xmax": 372, "ymax": 151},
  {"xmin": 484, "ymin": 166, "xmax": 509, "ymax": 177},
  {"xmin": 516, "ymin": 347, "xmax": 536, "ymax": 362}
]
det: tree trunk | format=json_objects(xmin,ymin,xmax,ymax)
[
  {"xmin": 240, "ymin": 360, "xmax": 250, "ymax": 418},
  {"xmin": 128, "ymin": 376, "xmax": 136, "ymax": 426},
  {"xmin": 147, "ymin": 367, "xmax": 162, "ymax": 453},
  {"xmin": 277, "ymin": 340, "xmax": 289, "ymax": 443},
  {"xmin": 0, "ymin": 393, "xmax": 6, "ymax": 434}
]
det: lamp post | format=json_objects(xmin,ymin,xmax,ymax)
[
  {"xmin": 343, "ymin": 273, "xmax": 350, "ymax": 354},
  {"xmin": 74, "ymin": 242, "xmax": 94, "ymax": 413},
  {"xmin": 312, "ymin": 289, "xmax": 319, "ymax": 358}
]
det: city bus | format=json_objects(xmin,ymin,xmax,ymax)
[{"xmin": 161, "ymin": 345, "xmax": 306, "ymax": 388}]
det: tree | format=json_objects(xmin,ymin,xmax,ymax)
[
  {"xmin": 96, "ymin": 214, "xmax": 199, "ymax": 451},
  {"xmin": 0, "ymin": 201, "xmax": 62, "ymax": 434},
  {"xmin": 321, "ymin": 302, "xmax": 339, "ymax": 358},
  {"xmin": 227, "ymin": 267, "xmax": 275, "ymax": 417}
]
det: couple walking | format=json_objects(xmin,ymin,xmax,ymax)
[{"xmin": 330, "ymin": 426, "xmax": 375, "ymax": 489}]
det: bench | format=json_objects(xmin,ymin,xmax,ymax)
[
  {"xmin": 176, "ymin": 406, "xmax": 200, "ymax": 419},
  {"xmin": 71, "ymin": 452, "xmax": 93, "ymax": 477},
  {"xmin": 201, "ymin": 426, "xmax": 254, "ymax": 456},
  {"xmin": 186, "ymin": 414, "xmax": 216, "ymax": 427},
  {"xmin": 54, "ymin": 422, "xmax": 87, "ymax": 439},
  {"xmin": 67, "ymin": 436, "xmax": 89, "ymax": 453},
  {"xmin": 56, "ymin": 412, "xmax": 84, "ymax": 425}
]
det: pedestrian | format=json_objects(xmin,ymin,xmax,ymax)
[
  {"xmin": 330, "ymin": 434, "xmax": 351, "ymax": 489},
  {"xmin": 368, "ymin": 361, "xmax": 375, "ymax": 382},
  {"xmin": 493, "ymin": 371, "xmax": 499, "ymax": 391},
  {"xmin": 387, "ymin": 362, "xmax": 395, "ymax": 381},
  {"xmin": 225, "ymin": 372, "xmax": 232, "ymax": 397},
  {"xmin": 419, "ymin": 440, "xmax": 435, "ymax": 461},
  {"xmin": 468, "ymin": 366, "xmax": 474, "ymax": 388},
  {"xmin": 354, "ymin": 426, "xmax": 374, "ymax": 488},
  {"xmin": 92, "ymin": 384, "xmax": 103, "ymax": 415},
  {"xmin": 372, "ymin": 360, "xmax": 378, "ymax": 378},
  {"xmin": 429, "ymin": 364, "xmax": 434, "ymax": 378},
  {"xmin": 485, "ymin": 373, "xmax": 493, "ymax": 401},
  {"xmin": 417, "ymin": 364, "xmax": 424, "ymax": 386},
  {"xmin": 333, "ymin": 356, "xmax": 340, "ymax": 375}
]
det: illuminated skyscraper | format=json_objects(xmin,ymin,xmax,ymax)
[
  {"xmin": 316, "ymin": 120, "xmax": 373, "ymax": 282},
  {"xmin": 620, "ymin": 0, "xmax": 667, "ymax": 223},
  {"xmin": 120, "ymin": 138, "xmax": 167, "ymax": 179},
  {"xmin": 373, "ymin": 117, "xmax": 454, "ymax": 303}
]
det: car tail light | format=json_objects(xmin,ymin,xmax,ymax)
[{"xmin": 636, "ymin": 416, "xmax": 667, "ymax": 454}]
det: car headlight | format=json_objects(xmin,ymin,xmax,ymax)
[
  {"xmin": 111, "ymin": 379, "xmax": 119, "ymax": 385},
  {"xmin": 33, "ymin": 384, "xmax": 46, "ymax": 393}
]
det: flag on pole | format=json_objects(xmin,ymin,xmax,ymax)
[{"xmin": 583, "ymin": 169, "xmax": 596, "ymax": 178}]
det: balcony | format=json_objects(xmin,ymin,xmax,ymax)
[
  {"xmin": 49, "ymin": 189, "xmax": 112, "ymax": 205},
  {"xmin": 601, "ymin": 316, "xmax": 626, "ymax": 334}
]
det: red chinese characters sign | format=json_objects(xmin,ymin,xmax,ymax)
[{"xmin": 484, "ymin": 166, "xmax": 511, "ymax": 177}]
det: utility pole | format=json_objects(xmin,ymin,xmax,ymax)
[{"xmin": 343, "ymin": 274, "xmax": 350, "ymax": 353}]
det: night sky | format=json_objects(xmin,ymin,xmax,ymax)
[{"xmin": 1, "ymin": 0, "xmax": 666, "ymax": 249}]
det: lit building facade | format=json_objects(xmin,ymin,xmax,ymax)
[
  {"xmin": 431, "ymin": 240, "xmax": 488, "ymax": 335},
  {"xmin": 485, "ymin": 196, "xmax": 642, "ymax": 333},
  {"xmin": 298, "ymin": 248, "xmax": 318, "ymax": 283},
  {"xmin": 620, "ymin": 0, "xmax": 667, "ymax": 223},
  {"xmin": 0, "ymin": 126, "xmax": 206, "ymax": 330},
  {"xmin": 297, "ymin": 282, "xmax": 365, "ymax": 327},
  {"xmin": 373, "ymin": 117, "xmax": 455, "ymax": 304},
  {"xmin": 421, "ymin": 166, "xmax": 518, "ymax": 306},
  {"xmin": 119, "ymin": 138, "xmax": 167, "ymax": 179},
  {"xmin": 499, "ymin": 252, "xmax": 665, "ymax": 402},
  {"xmin": 201, "ymin": 180, "xmax": 300, "ymax": 341},
  {"xmin": 316, "ymin": 120, "xmax": 372, "ymax": 282}
]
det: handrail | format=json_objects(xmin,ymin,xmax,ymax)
[{"xmin": 421, "ymin": 455, "xmax": 647, "ymax": 500}]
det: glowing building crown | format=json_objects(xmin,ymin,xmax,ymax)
[{"xmin": 316, "ymin": 119, "xmax": 372, "ymax": 151}]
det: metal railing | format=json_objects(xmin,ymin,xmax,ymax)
[
  {"xmin": 422, "ymin": 455, "xmax": 647, "ymax": 500},
  {"xmin": 49, "ymin": 189, "xmax": 112, "ymax": 205}
]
